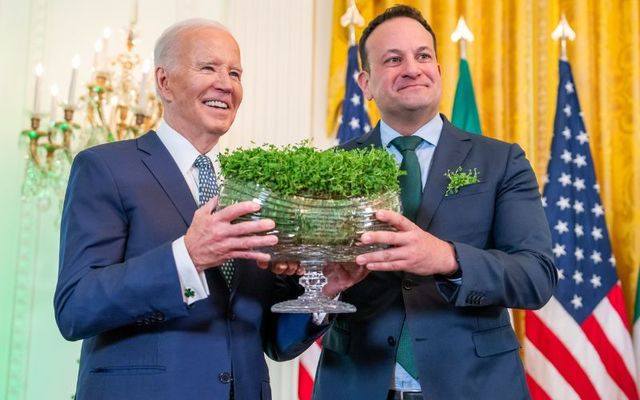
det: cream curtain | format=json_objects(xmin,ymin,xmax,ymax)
[{"xmin": 327, "ymin": 0, "xmax": 640, "ymax": 332}]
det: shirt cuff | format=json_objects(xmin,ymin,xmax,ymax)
[{"xmin": 172, "ymin": 236, "xmax": 210, "ymax": 305}]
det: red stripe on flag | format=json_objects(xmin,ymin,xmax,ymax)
[
  {"xmin": 608, "ymin": 284, "xmax": 631, "ymax": 326},
  {"xmin": 582, "ymin": 313, "xmax": 638, "ymax": 400},
  {"xmin": 526, "ymin": 311, "xmax": 600, "ymax": 399},
  {"xmin": 298, "ymin": 362, "xmax": 313, "ymax": 400},
  {"xmin": 526, "ymin": 373, "xmax": 552, "ymax": 400}
]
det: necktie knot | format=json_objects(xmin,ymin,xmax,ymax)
[{"xmin": 391, "ymin": 135, "xmax": 423, "ymax": 153}]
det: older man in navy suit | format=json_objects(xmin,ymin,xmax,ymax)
[
  {"xmin": 54, "ymin": 19, "xmax": 333, "ymax": 400},
  {"xmin": 312, "ymin": 6, "xmax": 558, "ymax": 400}
]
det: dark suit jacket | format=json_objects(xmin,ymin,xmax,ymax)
[
  {"xmin": 313, "ymin": 117, "xmax": 557, "ymax": 400},
  {"xmin": 54, "ymin": 131, "xmax": 322, "ymax": 400}
]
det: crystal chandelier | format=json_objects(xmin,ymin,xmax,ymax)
[{"xmin": 20, "ymin": 9, "xmax": 162, "ymax": 210}]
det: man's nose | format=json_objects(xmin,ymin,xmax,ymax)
[
  {"xmin": 213, "ymin": 71, "xmax": 232, "ymax": 92},
  {"xmin": 402, "ymin": 58, "xmax": 422, "ymax": 78}
]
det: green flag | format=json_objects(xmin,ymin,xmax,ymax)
[{"xmin": 451, "ymin": 58, "xmax": 481, "ymax": 135}]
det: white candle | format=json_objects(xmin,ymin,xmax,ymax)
[
  {"xmin": 93, "ymin": 40, "xmax": 102, "ymax": 71},
  {"xmin": 102, "ymin": 27, "xmax": 112, "ymax": 70},
  {"xmin": 138, "ymin": 59, "xmax": 151, "ymax": 109},
  {"xmin": 49, "ymin": 85, "xmax": 58, "ymax": 123},
  {"xmin": 67, "ymin": 55, "xmax": 80, "ymax": 105},
  {"xmin": 50, "ymin": 84, "xmax": 59, "ymax": 121},
  {"xmin": 33, "ymin": 63, "xmax": 44, "ymax": 113},
  {"xmin": 130, "ymin": 0, "xmax": 138, "ymax": 25}
]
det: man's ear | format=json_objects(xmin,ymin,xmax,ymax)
[
  {"xmin": 155, "ymin": 66, "xmax": 172, "ymax": 102},
  {"xmin": 357, "ymin": 70, "xmax": 373, "ymax": 101}
]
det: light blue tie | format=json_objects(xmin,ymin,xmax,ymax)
[{"xmin": 194, "ymin": 155, "xmax": 234, "ymax": 288}]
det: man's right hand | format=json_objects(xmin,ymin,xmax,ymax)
[{"xmin": 184, "ymin": 197, "xmax": 278, "ymax": 272}]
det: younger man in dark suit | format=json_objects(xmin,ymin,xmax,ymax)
[{"xmin": 312, "ymin": 6, "xmax": 557, "ymax": 400}]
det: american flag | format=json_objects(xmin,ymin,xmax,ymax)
[
  {"xmin": 298, "ymin": 338, "xmax": 322, "ymax": 400},
  {"xmin": 524, "ymin": 60, "xmax": 638, "ymax": 399},
  {"xmin": 336, "ymin": 45, "xmax": 371, "ymax": 144}
]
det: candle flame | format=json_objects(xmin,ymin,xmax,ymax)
[
  {"xmin": 35, "ymin": 63, "xmax": 44, "ymax": 76},
  {"xmin": 72, "ymin": 55, "xmax": 80, "ymax": 69},
  {"xmin": 103, "ymin": 27, "xmax": 112, "ymax": 39},
  {"xmin": 50, "ymin": 84, "xmax": 59, "ymax": 97},
  {"xmin": 94, "ymin": 40, "xmax": 102, "ymax": 52}
]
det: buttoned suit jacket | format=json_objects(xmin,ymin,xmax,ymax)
[
  {"xmin": 313, "ymin": 117, "xmax": 557, "ymax": 400},
  {"xmin": 54, "ymin": 131, "xmax": 321, "ymax": 400}
]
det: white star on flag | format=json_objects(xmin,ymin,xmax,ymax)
[
  {"xmin": 558, "ymin": 173, "xmax": 572, "ymax": 187},
  {"xmin": 576, "ymin": 131, "xmax": 589, "ymax": 144},
  {"xmin": 348, "ymin": 117, "xmax": 360, "ymax": 130},
  {"xmin": 552, "ymin": 243, "xmax": 567, "ymax": 257},
  {"xmin": 565, "ymin": 81, "xmax": 574, "ymax": 93},
  {"xmin": 570, "ymin": 294, "xmax": 583, "ymax": 309},
  {"xmin": 591, "ymin": 203, "xmax": 604, "ymax": 217},
  {"xmin": 554, "ymin": 220, "xmax": 569, "ymax": 234},
  {"xmin": 556, "ymin": 196, "xmax": 571, "ymax": 210},
  {"xmin": 572, "ymin": 270, "xmax": 584, "ymax": 284},
  {"xmin": 573, "ymin": 154, "xmax": 587, "ymax": 167},
  {"xmin": 590, "ymin": 274, "xmax": 602, "ymax": 288}
]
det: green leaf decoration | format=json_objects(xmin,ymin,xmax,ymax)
[{"xmin": 444, "ymin": 166, "xmax": 480, "ymax": 196}]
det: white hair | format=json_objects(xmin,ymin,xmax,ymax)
[{"xmin": 153, "ymin": 18, "xmax": 230, "ymax": 71}]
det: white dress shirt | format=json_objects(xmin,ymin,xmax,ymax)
[{"xmin": 155, "ymin": 120, "xmax": 220, "ymax": 305}]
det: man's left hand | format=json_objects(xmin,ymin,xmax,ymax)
[
  {"xmin": 355, "ymin": 210, "xmax": 459, "ymax": 276},
  {"xmin": 322, "ymin": 262, "xmax": 369, "ymax": 298}
]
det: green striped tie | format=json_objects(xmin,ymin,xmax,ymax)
[{"xmin": 390, "ymin": 135, "xmax": 423, "ymax": 379}]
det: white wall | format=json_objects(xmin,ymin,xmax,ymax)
[{"xmin": 0, "ymin": 0, "xmax": 335, "ymax": 399}]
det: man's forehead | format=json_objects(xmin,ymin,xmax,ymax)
[{"xmin": 367, "ymin": 18, "xmax": 433, "ymax": 50}]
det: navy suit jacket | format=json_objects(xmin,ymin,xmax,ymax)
[
  {"xmin": 54, "ymin": 131, "xmax": 321, "ymax": 400},
  {"xmin": 313, "ymin": 118, "xmax": 557, "ymax": 400}
]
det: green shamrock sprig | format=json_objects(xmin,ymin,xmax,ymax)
[{"xmin": 444, "ymin": 166, "xmax": 480, "ymax": 196}]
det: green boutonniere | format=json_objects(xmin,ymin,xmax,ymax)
[{"xmin": 444, "ymin": 167, "xmax": 480, "ymax": 196}]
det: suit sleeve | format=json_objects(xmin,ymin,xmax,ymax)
[
  {"xmin": 437, "ymin": 144, "xmax": 558, "ymax": 309},
  {"xmin": 54, "ymin": 149, "xmax": 188, "ymax": 341}
]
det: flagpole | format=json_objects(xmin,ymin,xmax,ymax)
[{"xmin": 340, "ymin": 0, "xmax": 364, "ymax": 47}]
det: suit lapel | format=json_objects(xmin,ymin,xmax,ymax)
[
  {"xmin": 137, "ymin": 131, "xmax": 197, "ymax": 227},
  {"xmin": 416, "ymin": 118, "xmax": 472, "ymax": 229}
]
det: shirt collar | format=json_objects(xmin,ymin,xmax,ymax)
[
  {"xmin": 155, "ymin": 120, "xmax": 219, "ymax": 174},
  {"xmin": 380, "ymin": 113, "xmax": 443, "ymax": 148}
]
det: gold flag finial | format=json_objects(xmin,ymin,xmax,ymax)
[
  {"xmin": 450, "ymin": 16, "xmax": 475, "ymax": 60},
  {"xmin": 551, "ymin": 14, "xmax": 576, "ymax": 61},
  {"xmin": 340, "ymin": 0, "xmax": 365, "ymax": 46}
]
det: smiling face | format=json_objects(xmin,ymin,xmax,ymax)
[
  {"xmin": 358, "ymin": 17, "xmax": 441, "ymax": 134},
  {"xmin": 156, "ymin": 26, "xmax": 243, "ymax": 151}
]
